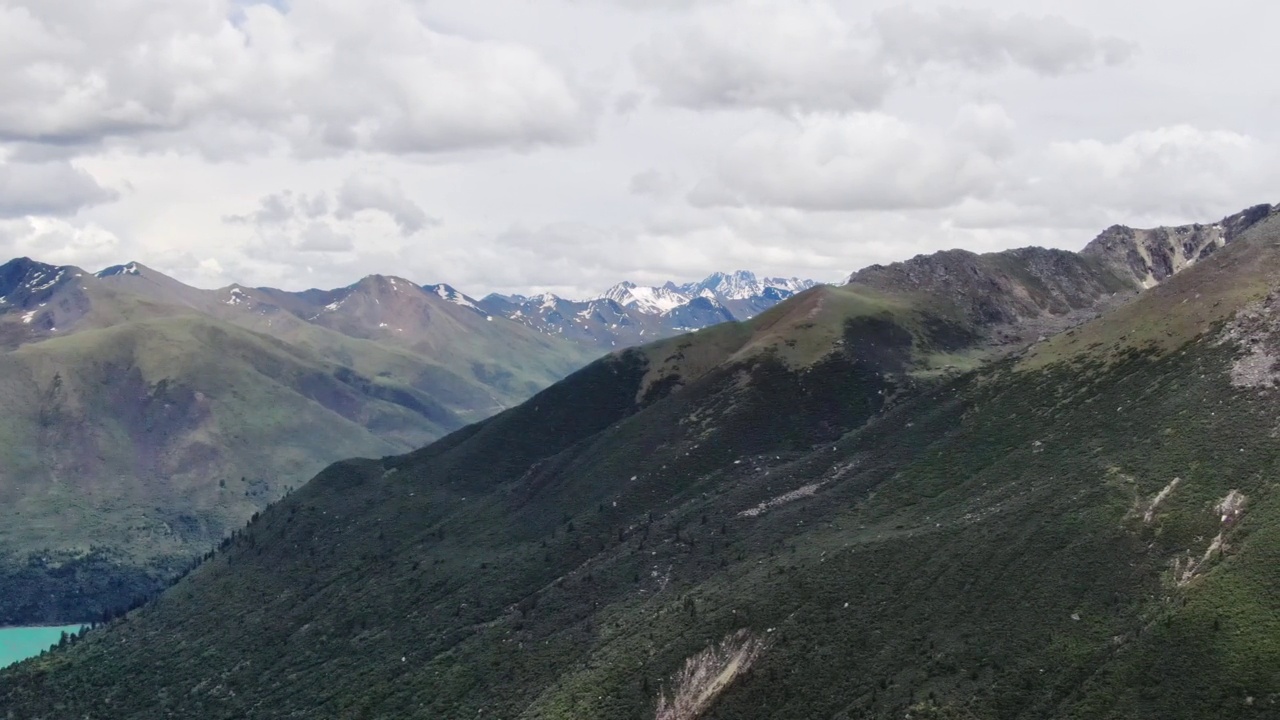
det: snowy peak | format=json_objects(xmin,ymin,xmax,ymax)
[
  {"xmin": 600, "ymin": 282, "xmax": 690, "ymax": 314},
  {"xmin": 1, "ymin": 258, "xmax": 71, "ymax": 295},
  {"xmin": 531, "ymin": 292, "xmax": 563, "ymax": 311},
  {"xmin": 680, "ymin": 270, "xmax": 817, "ymax": 301},
  {"xmin": 424, "ymin": 283, "xmax": 484, "ymax": 314},
  {"xmin": 479, "ymin": 269, "xmax": 819, "ymax": 350},
  {"xmin": 95, "ymin": 262, "xmax": 144, "ymax": 278}
]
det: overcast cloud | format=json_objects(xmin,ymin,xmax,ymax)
[{"xmin": 1, "ymin": 0, "xmax": 1277, "ymax": 297}]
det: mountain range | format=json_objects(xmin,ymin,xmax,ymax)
[
  {"xmin": 0, "ymin": 262, "xmax": 813, "ymax": 625},
  {"xmin": 475, "ymin": 271, "xmax": 817, "ymax": 348},
  {"xmin": 0, "ymin": 259, "xmax": 599, "ymax": 625},
  {"xmin": 5, "ymin": 204, "xmax": 1278, "ymax": 718}
]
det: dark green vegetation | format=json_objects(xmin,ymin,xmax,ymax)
[
  {"xmin": 0, "ymin": 261, "xmax": 595, "ymax": 625},
  {"xmin": 5, "ymin": 207, "xmax": 1280, "ymax": 719}
]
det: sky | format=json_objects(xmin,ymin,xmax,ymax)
[{"xmin": 0, "ymin": 0, "xmax": 1277, "ymax": 299}]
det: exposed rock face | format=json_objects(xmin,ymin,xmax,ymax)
[
  {"xmin": 842, "ymin": 205, "xmax": 1279, "ymax": 353},
  {"xmin": 847, "ymin": 247, "xmax": 1135, "ymax": 328},
  {"xmin": 1081, "ymin": 204, "xmax": 1274, "ymax": 288},
  {"xmin": 1219, "ymin": 291, "xmax": 1280, "ymax": 389}
]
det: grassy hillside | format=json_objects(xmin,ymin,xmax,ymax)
[
  {"xmin": 0, "ymin": 260, "xmax": 597, "ymax": 625},
  {"xmin": 0, "ymin": 314, "xmax": 539, "ymax": 625},
  {"xmin": 5, "ymin": 210, "xmax": 1280, "ymax": 717}
]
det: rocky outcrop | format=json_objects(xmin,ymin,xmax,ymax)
[
  {"xmin": 846, "ymin": 247, "xmax": 1134, "ymax": 328},
  {"xmin": 1081, "ymin": 204, "xmax": 1275, "ymax": 288}
]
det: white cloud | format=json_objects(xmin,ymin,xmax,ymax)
[
  {"xmin": 229, "ymin": 173, "xmax": 435, "ymax": 238},
  {"xmin": 0, "ymin": 160, "xmax": 117, "ymax": 217},
  {"xmin": 0, "ymin": 0, "xmax": 591, "ymax": 159},
  {"xmin": 1015, "ymin": 125, "xmax": 1277, "ymax": 223},
  {"xmin": 629, "ymin": 169, "xmax": 683, "ymax": 199},
  {"xmin": 689, "ymin": 112, "xmax": 1004, "ymax": 211},
  {"xmin": 633, "ymin": 1, "xmax": 888, "ymax": 113},
  {"xmin": 873, "ymin": 7, "xmax": 1134, "ymax": 75},
  {"xmin": 335, "ymin": 174, "xmax": 436, "ymax": 235},
  {"xmin": 632, "ymin": 1, "xmax": 1133, "ymax": 114},
  {"xmin": 295, "ymin": 222, "xmax": 355, "ymax": 253},
  {"xmin": 0, "ymin": 217, "xmax": 123, "ymax": 268}
]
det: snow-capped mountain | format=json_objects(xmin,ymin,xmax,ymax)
[
  {"xmin": 600, "ymin": 281, "xmax": 692, "ymax": 314},
  {"xmin": 677, "ymin": 270, "xmax": 815, "ymax": 300},
  {"xmin": 423, "ymin": 283, "xmax": 483, "ymax": 312},
  {"xmin": 477, "ymin": 270, "xmax": 820, "ymax": 350}
]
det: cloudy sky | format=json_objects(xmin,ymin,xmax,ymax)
[{"xmin": 1, "ymin": 0, "xmax": 1277, "ymax": 298}]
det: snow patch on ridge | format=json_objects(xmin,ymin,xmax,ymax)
[{"xmin": 428, "ymin": 283, "xmax": 481, "ymax": 312}]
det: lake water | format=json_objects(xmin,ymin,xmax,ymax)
[{"xmin": 0, "ymin": 625, "xmax": 87, "ymax": 669}]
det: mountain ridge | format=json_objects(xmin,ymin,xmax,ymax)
[
  {"xmin": 6, "ymin": 205, "xmax": 1280, "ymax": 718},
  {"xmin": 0, "ymin": 258, "xmax": 597, "ymax": 625},
  {"xmin": 478, "ymin": 270, "xmax": 819, "ymax": 349}
]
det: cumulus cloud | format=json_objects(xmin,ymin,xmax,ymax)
[
  {"xmin": 0, "ymin": 160, "xmax": 117, "ymax": 217},
  {"xmin": 1014, "ymin": 125, "xmax": 1278, "ymax": 223},
  {"xmin": 873, "ymin": 7, "xmax": 1135, "ymax": 75},
  {"xmin": 334, "ymin": 174, "xmax": 436, "ymax": 235},
  {"xmin": 689, "ymin": 112, "xmax": 1004, "ymax": 211},
  {"xmin": 633, "ymin": 1, "xmax": 888, "ymax": 113},
  {"xmin": 632, "ymin": 1, "xmax": 1133, "ymax": 113},
  {"xmin": 687, "ymin": 103, "xmax": 1279, "ymax": 231},
  {"xmin": 0, "ymin": 0, "xmax": 591, "ymax": 159},
  {"xmin": 229, "ymin": 173, "xmax": 435, "ymax": 238},
  {"xmin": 0, "ymin": 217, "xmax": 123, "ymax": 267}
]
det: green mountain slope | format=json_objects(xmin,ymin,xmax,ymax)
[
  {"xmin": 0, "ymin": 260, "xmax": 596, "ymax": 625},
  {"xmin": 0, "ymin": 315, "xmax": 467, "ymax": 624},
  {"xmin": 5, "ymin": 208, "xmax": 1280, "ymax": 718}
]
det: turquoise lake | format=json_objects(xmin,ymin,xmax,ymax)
[{"xmin": 0, "ymin": 625, "xmax": 87, "ymax": 669}]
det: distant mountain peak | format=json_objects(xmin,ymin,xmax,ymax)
[
  {"xmin": 1, "ymin": 258, "xmax": 79, "ymax": 302},
  {"xmin": 477, "ymin": 270, "xmax": 819, "ymax": 350},
  {"xmin": 676, "ymin": 270, "xmax": 817, "ymax": 301},
  {"xmin": 424, "ymin": 283, "xmax": 484, "ymax": 314},
  {"xmin": 600, "ymin": 282, "xmax": 690, "ymax": 314},
  {"xmin": 96, "ymin": 262, "xmax": 144, "ymax": 278}
]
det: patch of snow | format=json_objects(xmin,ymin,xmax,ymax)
[
  {"xmin": 21, "ymin": 310, "xmax": 36, "ymax": 324},
  {"xmin": 28, "ymin": 269, "xmax": 64, "ymax": 292},
  {"xmin": 429, "ymin": 283, "xmax": 481, "ymax": 311},
  {"xmin": 532, "ymin": 293, "xmax": 560, "ymax": 310}
]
